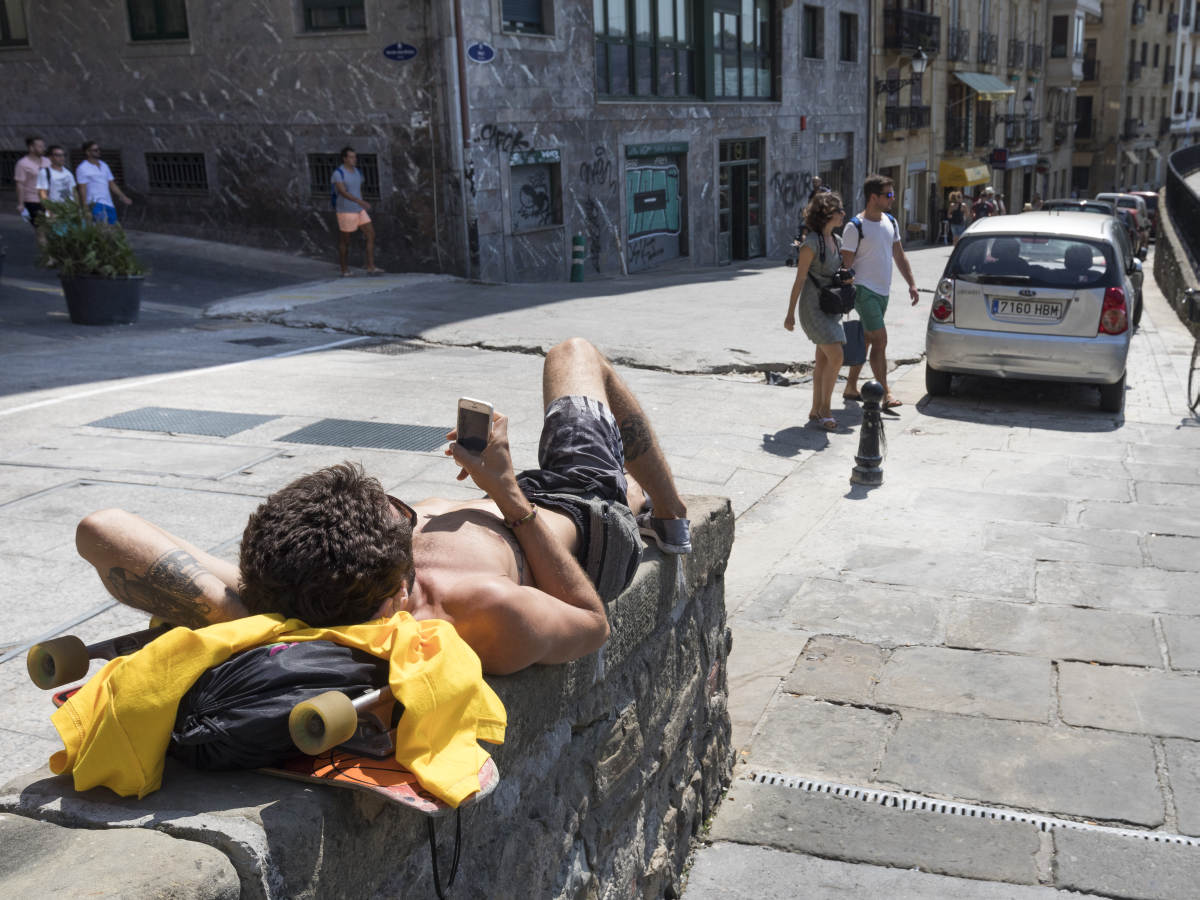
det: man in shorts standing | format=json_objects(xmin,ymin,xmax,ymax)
[
  {"xmin": 332, "ymin": 146, "xmax": 381, "ymax": 276},
  {"xmin": 13, "ymin": 135, "xmax": 49, "ymax": 232},
  {"xmin": 840, "ymin": 174, "xmax": 920, "ymax": 410}
]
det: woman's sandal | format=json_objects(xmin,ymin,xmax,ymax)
[{"xmin": 808, "ymin": 416, "xmax": 838, "ymax": 431}]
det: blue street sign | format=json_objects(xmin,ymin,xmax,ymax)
[
  {"xmin": 466, "ymin": 42, "xmax": 495, "ymax": 63},
  {"xmin": 383, "ymin": 43, "xmax": 418, "ymax": 62}
]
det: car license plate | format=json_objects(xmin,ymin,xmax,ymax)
[{"xmin": 990, "ymin": 299, "xmax": 1063, "ymax": 321}]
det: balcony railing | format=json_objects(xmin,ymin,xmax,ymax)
[
  {"xmin": 885, "ymin": 106, "xmax": 909, "ymax": 131},
  {"xmin": 1007, "ymin": 39, "xmax": 1026, "ymax": 69},
  {"xmin": 1123, "ymin": 117, "xmax": 1142, "ymax": 139},
  {"xmin": 947, "ymin": 27, "xmax": 971, "ymax": 62},
  {"xmin": 975, "ymin": 115, "xmax": 993, "ymax": 146},
  {"xmin": 978, "ymin": 32, "xmax": 999, "ymax": 65},
  {"xmin": 946, "ymin": 116, "xmax": 969, "ymax": 151},
  {"xmin": 1131, "ymin": 2, "xmax": 1146, "ymax": 25},
  {"xmin": 1053, "ymin": 121, "xmax": 1075, "ymax": 145},
  {"xmin": 1165, "ymin": 64, "xmax": 1175, "ymax": 85},
  {"xmin": 1083, "ymin": 59, "xmax": 1099, "ymax": 81},
  {"xmin": 1129, "ymin": 60, "xmax": 1143, "ymax": 82},
  {"xmin": 1168, "ymin": 12, "xmax": 1179, "ymax": 32},
  {"xmin": 882, "ymin": 8, "xmax": 941, "ymax": 53},
  {"xmin": 1029, "ymin": 43, "xmax": 1043, "ymax": 69},
  {"xmin": 1075, "ymin": 116, "xmax": 1096, "ymax": 140},
  {"xmin": 909, "ymin": 105, "xmax": 932, "ymax": 129},
  {"xmin": 1026, "ymin": 116, "xmax": 1041, "ymax": 143}
]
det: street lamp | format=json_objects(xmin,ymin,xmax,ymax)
[
  {"xmin": 875, "ymin": 47, "xmax": 930, "ymax": 95},
  {"xmin": 1022, "ymin": 89, "xmax": 1035, "ymax": 116}
]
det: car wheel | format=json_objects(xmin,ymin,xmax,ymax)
[
  {"xmin": 1133, "ymin": 291, "xmax": 1143, "ymax": 330},
  {"xmin": 925, "ymin": 362, "xmax": 952, "ymax": 396},
  {"xmin": 1098, "ymin": 373, "xmax": 1126, "ymax": 413}
]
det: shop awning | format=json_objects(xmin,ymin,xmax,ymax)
[
  {"xmin": 953, "ymin": 72, "xmax": 1016, "ymax": 101},
  {"xmin": 939, "ymin": 157, "xmax": 991, "ymax": 187},
  {"xmin": 1124, "ymin": 150, "xmax": 1141, "ymax": 166},
  {"xmin": 1148, "ymin": 147, "xmax": 1162, "ymax": 160}
]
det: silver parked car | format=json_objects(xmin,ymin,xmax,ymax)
[{"xmin": 925, "ymin": 213, "xmax": 1142, "ymax": 412}]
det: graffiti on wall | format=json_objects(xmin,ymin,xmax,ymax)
[
  {"xmin": 479, "ymin": 124, "xmax": 531, "ymax": 153},
  {"xmin": 769, "ymin": 170, "xmax": 816, "ymax": 213},
  {"xmin": 579, "ymin": 146, "xmax": 613, "ymax": 188},
  {"xmin": 512, "ymin": 166, "xmax": 554, "ymax": 230},
  {"xmin": 576, "ymin": 146, "xmax": 616, "ymax": 273},
  {"xmin": 625, "ymin": 164, "xmax": 681, "ymax": 239}
]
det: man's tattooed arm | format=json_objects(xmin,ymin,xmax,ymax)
[
  {"xmin": 618, "ymin": 414, "xmax": 653, "ymax": 462},
  {"xmin": 103, "ymin": 549, "xmax": 239, "ymax": 628}
]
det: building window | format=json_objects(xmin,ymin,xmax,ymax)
[
  {"xmin": 0, "ymin": 149, "xmax": 23, "ymax": 189},
  {"xmin": 1, "ymin": 0, "xmax": 27, "ymax": 46},
  {"xmin": 838, "ymin": 12, "xmax": 857, "ymax": 62},
  {"xmin": 127, "ymin": 0, "xmax": 189, "ymax": 40},
  {"xmin": 1050, "ymin": 15, "xmax": 1067, "ymax": 57},
  {"xmin": 302, "ymin": 0, "xmax": 365, "ymax": 32},
  {"xmin": 802, "ymin": 5, "xmax": 823, "ymax": 59},
  {"xmin": 711, "ymin": 0, "xmax": 773, "ymax": 99},
  {"xmin": 510, "ymin": 160, "xmax": 561, "ymax": 231},
  {"xmin": 594, "ymin": 0, "xmax": 695, "ymax": 98},
  {"xmin": 308, "ymin": 152, "xmax": 380, "ymax": 199},
  {"xmin": 145, "ymin": 152, "xmax": 207, "ymax": 193},
  {"xmin": 1153, "ymin": 43, "xmax": 1159, "ymax": 67},
  {"xmin": 503, "ymin": 0, "xmax": 544, "ymax": 34}
]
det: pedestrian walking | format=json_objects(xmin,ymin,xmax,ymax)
[
  {"xmin": 840, "ymin": 174, "xmax": 920, "ymax": 411},
  {"xmin": 784, "ymin": 192, "xmax": 851, "ymax": 431},
  {"xmin": 36, "ymin": 146, "xmax": 77, "ymax": 204},
  {"xmin": 13, "ymin": 135, "xmax": 49, "ymax": 231},
  {"xmin": 75, "ymin": 141, "xmax": 132, "ymax": 224},
  {"xmin": 945, "ymin": 190, "xmax": 969, "ymax": 244},
  {"xmin": 971, "ymin": 186, "xmax": 998, "ymax": 219},
  {"xmin": 331, "ymin": 146, "xmax": 381, "ymax": 276}
]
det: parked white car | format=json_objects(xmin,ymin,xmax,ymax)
[{"xmin": 925, "ymin": 213, "xmax": 1142, "ymax": 412}]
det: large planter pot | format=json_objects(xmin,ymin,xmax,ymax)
[{"xmin": 60, "ymin": 274, "xmax": 144, "ymax": 326}]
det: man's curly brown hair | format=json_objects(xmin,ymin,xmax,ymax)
[
  {"xmin": 804, "ymin": 191, "xmax": 844, "ymax": 237},
  {"xmin": 239, "ymin": 463, "xmax": 413, "ymax": 626}
]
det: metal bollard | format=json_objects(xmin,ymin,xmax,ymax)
[
  {"xmin": 570, "ymin": 233, "xmax": 586, "ymax": 282},
  {"xmin": 850, "ymin": 380, "xmax": 885, "ymax": 486}
]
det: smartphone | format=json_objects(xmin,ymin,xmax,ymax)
[{"xmin": 456, "ymin": 397, "xmax": 494, "ymax": 453}]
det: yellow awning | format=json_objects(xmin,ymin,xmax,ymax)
[
  {"xmin": 953, "ymin": 72, "xmax": 1017, "ymax": 101},
  {"xmin": 939, "ymin": 158, "xmax": 991, "ymax": 187}
]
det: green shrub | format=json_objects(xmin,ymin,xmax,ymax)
[{"xmin": 36, "ymin": 199, "xmax": 147, "ymax": 279}]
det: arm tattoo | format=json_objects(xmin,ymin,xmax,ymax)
[
  {"xmin": 105, "ymin": 549, "xmax": 233, "ymax": 628},
  {"xmin": 618, "ymin": 414, "xmax": 653, "ymax": 462}
]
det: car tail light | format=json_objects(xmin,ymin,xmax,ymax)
[
  {"xmin": 932, "ymin": 278, "xmax": 954, "ymax": 322},
  {"xmin": 1099, "ymin": 286, "xmax": 1128, "ymax": 335}
]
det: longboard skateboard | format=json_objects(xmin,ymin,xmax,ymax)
[{"xmin": 27, "ymin": 622, "xmax": 172, "ymax": 689}]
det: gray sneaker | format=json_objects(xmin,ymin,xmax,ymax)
[{"xmin": 636, "ymin": 512, "xmax": 692, "ymax": 554}]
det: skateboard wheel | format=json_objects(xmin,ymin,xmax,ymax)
[
  {"xmin": 27, "ymin": 636, "xmax": 90, "ymax": 690},
  {"xmin": 289, "ymin": 691, "xmax": 358, "ymax": 756}
]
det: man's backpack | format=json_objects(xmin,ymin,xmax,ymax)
[{"xmin": 845, "ymin": 213, "xmax": 899, "ymax": 252}]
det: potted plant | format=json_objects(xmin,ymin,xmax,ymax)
[{"xmin": 37, "ymin": 199, "xmax": 146, "ymax": 325}]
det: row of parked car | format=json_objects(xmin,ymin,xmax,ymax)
[{"xmin": 925, "ymin": 190, "xmax": 1155, "ymax": 413}]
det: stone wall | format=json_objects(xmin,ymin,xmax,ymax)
[
  {"xmin": 1152, "ymin": 186, "xmax": 1200, "ymax": 336},
  {"xmin": 0, "ymin": 496, "xmax": 734, "ymax": 900}
]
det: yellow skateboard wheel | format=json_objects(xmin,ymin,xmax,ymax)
[
  {"xmin": 289, "ymin": 691, "xmax": 358, "ymax": 756},
  {"xmin": 27, "ymin": 636, "xmax": 89, "ymax": 690}
]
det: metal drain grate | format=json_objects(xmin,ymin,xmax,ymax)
[
  {"xmin": 352, "ymin": 339, "xmax": 425, "ymax": 356},
  {"xmin": 89, "ymin": 407, "xmax": 280, "ymax": 438},
  {"xmin": 749, "ymin": 772, "xmax": 1200, "ymax": 847},
  {"xmin": 277, "ymin": 419, "xmax": 448, "ymax": 451},
  {"xmin": 227, "ymin": 337, "xmax": 290, "ymax": 347}
]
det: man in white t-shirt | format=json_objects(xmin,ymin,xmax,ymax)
[
  {"xmin": 839, "ymin": 174, "xmax": 920, "ymax": 410},
  {"xmin": 75, "ymin": 140, "xmax": 132, "ymax": 224},
  {"xmin": 37, "ymin": 145, "xmax": 78, "ymax": 203}
]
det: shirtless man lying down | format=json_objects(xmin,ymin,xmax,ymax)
[{"xmin": 75, "ymin": 338, "xmax": 691, "ymax": 675}]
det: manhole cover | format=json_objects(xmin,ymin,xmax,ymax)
[
  {"xmin": 227, "ymin": 337, "xmax": 290, "ymax": 347},
  {"xmin": 277, "ymin": 419, "xmax": 448, "ymax": 451},
  {"xmin": 89, "ymin": 407, "xmax": 280, "ymax": 438}
]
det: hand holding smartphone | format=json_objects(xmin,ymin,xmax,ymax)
[{"xmin": 455, "ymin": 397, "xmax": 494, "ymax": 453}]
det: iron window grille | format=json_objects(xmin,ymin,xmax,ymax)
[
  {"xmin": 308, "ymin": 152, "xmax": 380, "ymax": 200},
  {"xmin": 1, "ymin": 0, "xmax": 28, "ymax": 46},
  {"xmin": 145, "ymin": 152, "xmax": 208, "ymax": 193},
  {"xmin": 127, "ymin": 0, "xmax": 189, "ymax": 41},
  {"xmin": 978, "ymin": 32, "xmax": 998, "ymax": 65},
  {"xmin": 594, "ymin": 0, "xmax": 697, "ymax": 98},
  {"xmin": 947, "ymin": 28, "xmax": 970, "ymax": 62},
  {"xmin": 1028, "ymin": 43, "xmax": 1043, "ymax": 69},
  {"xmin": 302, "ymin": 0, "xmax": 365, "ymax": 32}
]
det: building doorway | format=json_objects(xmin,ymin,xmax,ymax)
[
  {"xmin": 625, "ymin": 148, "xmax": 687, "ymax": 272},
  {"xmin": 717, "ymin": 138, "xmax": 764, "ymax": 265}
]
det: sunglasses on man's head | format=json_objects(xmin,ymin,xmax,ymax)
[{"xmin": 387, "ymin": 495, "xmax": 418, "ymax": 529}]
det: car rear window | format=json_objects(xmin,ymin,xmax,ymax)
[
  {"xmin": 1142, "ymin": 196, "xmax": 1157, "ymax": 211},
  {"xmin": 948, "ymin": 236, "xmax": 1115, "ymax": 288}
]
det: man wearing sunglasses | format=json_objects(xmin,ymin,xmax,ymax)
[{"xmin": 74, "ymin": 339, "xmax": 689, "ymax": 675}]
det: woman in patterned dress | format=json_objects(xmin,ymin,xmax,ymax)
[{"xmin": 783, "ymin": 191, "xmax": 850, "ymax": 431}]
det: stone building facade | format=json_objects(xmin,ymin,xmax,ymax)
[
  {"xmin": 0, "ymin": 0, "xmax": 869, "ymax": 283},
  {"xmin": 1168, "ymin": 0, "xmax": 1200, "ymax": 153}
]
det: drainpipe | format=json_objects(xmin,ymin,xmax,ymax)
[
  {"xmin": 866, "ymin": 0, "xmax": 875, "ymax": 180},
  {"xmin": 449, "ymin": 0, "xmax": 474, "ymax": 279}
]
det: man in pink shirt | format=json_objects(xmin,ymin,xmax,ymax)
[{"xmin": 13, "ymin": 135, "xmax": 50, "ymax": 230}]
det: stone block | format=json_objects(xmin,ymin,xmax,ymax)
[
  {"xmin": 749, "ymin": 695, "xmax": 894, "ymax": 784},
  {"xmin": 0, "ymin": 812, "xmax": 239, "ymax": 900},
  {"xmin": 1, "ymin": 436, "xmax": 277, "ymax": 481},
  {"xmin": 710, "ymin": 779, "xmax": 1042, "ymax": 883},
  {"xmin": 982, "ymin": 470, "xmax": 1131, "ymax": 502},
  {"xmin": 1053, "ymin": 827, "xmax": 1200, "ymax": 900},
  {"xmin": 783, "ymin": 635, "xmax": 885, "ymax": 705},
  {"xmin": 1148, "ymin": 534, "xmax": 1200, "ymax": 572},
  {"xmin": 1164, "ymin": 739, "xmax": 1200, "ymax": 836},
  {"xmin": 984, "ymin": 522, "xmax": 1142, "ymax": 567},
  {"xmin": 1035, "ymin": 561, "xmax": 1198, "ymax": 616},
  {"xmin": 1135, "ymin": 480, "xmax": 1200, "ymax": 507},
  {"xmin": 913, "ymin": 487, "xmax": 1068, "ymax": 524},
  {"xmin": 1127, "ymin": 463, "xmax": 1200, "ymax": 486},
  {"xmin": 725, "ymin": 625, "xmax": 808, "ymax": 754},
  {"xmin": 946, "ymin": 598, "xmax": 1161, "ymax": 667},
  {"xmin": 841, "ymin": 544, "xmax": 1033, "ymax": 599},
  {"xmin": 878, "ymin": 712, "xmax": 1164, "ymax": 827},
  {"xmin": 875, "ymin": 646, "xmax": 1051, "ymax": 723},
  {"xmin": 1078, "ymin": 501, "xmax": 1200, "ymax": 538},
  {"xmin": 1162, "ymin": 616, "xmax": 1200, "ymax": 670},
  {"xmin": 1058, "ymin": 663, "xmax": 1200, "ymax": 739}
]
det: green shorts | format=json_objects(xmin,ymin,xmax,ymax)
[{"xmin": 854, "ymin": 285, "xmax": 889, "ymax": 332}]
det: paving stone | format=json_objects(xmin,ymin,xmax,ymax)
[
  {"xmin": 0, "ymin": 812, "xmax": 239, "ymax": 899},
  {"xmin": 0, "ymin": 435, "xmax": 276, "ymax": 480},
  {"xmin": 783, "ymin": 636, "xmax": 884, "ymax": 704},
  {"xmin": 1126, "ymin": 462, "xmax": 1200, "ymax": 486},
  {"xmin": 1129, "ymin": 442, "xmax": 1200, "ymax": 466},
  {"xmin": 1058, "ymin": 663, "xmax": 1200, "ymax": 740},
  {"xmin": 841, "ymin": 545, "xmax": 1032, "ymax": 599},
  {"xmin": 1162, "ymin": 616, "xmax": 1200, "ymax": 671},
  {"xmin": 984, "ymin": 522, "xmax": 1143, "ymax": 567},
  {"xmin": 878, "ymin": 712, "xmax": 1164, "ymax": 827},
  {"xmin": 875, "ymin": 646, "xmax": 1051, "ymax": 723},
  {"xmin": 709, "ymin": 779, "xmax": 1042, "ymax": 884},
  {"xmin": 946, "ymin": 598, "xmax": 1161, "ymax": 667},
  {"xmin": 913, "ymin": 488, "xmax": 1067, "ymax": 524},
  {"xmin": 1147, "ymin": 534, "xmax": 1200, "ymax": 572},
  {"xmin": 740, "ymin": 576, "xmax": 944, "ymax": 645},
  {"xmin": 1035, "ymin": 561, "xmax": 1199, "ymax": 616},
  {"xmin": 1078, "ymin": 501, "xmax": 1200, "ymax": 538},
  {"xmin": 1164, "ymin": 739, "xmax": 1200, "ymax": 836},
  {"xmin": 1053, "ymin": 827, "xmax": 1200, "ymax": 900},
  {"xmin": 727, "ymin": 625, "xmax": 809, "ymax": 754},
  {"xmin": 683, "ymin": 842, "xmax": 1100, "ymax": 899},
  {"xmin": 981, "ymin": 470, "xmax": 1132, "ymax": 502},
  {"xmin": 1007, "ymin": 434, "xmax": 1129, "ymax": 460},
  {"xmin": 749, "ymin": 695, "xmax": 894, "ymax": 784},
  {"xmin": 1135, "ymin": 480, "xmax": 1200, "ymax": 507}
]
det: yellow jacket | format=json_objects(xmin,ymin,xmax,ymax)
[{"xmin": 50, "ymin": 613, "xmax": 506, "ymax": 807}]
